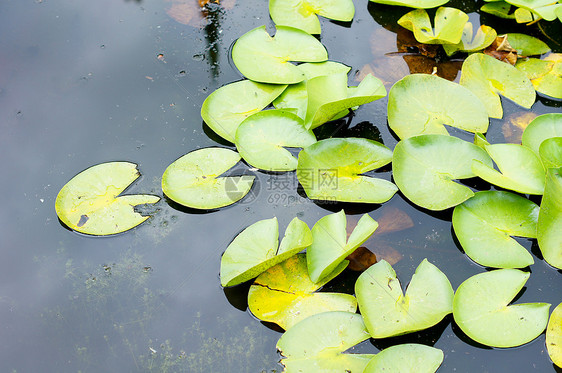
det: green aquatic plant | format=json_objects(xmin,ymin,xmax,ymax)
[
  {"xmin": 522, "ymin": 113, "xmax": 562, "ymax": 156},
  {"xmin": 516, "ymin": 54, "xmax": 562, "ymax": 99},
  {"xmin": 537, "ymin": 167, "xmax": 562, "ymax": 269},
  {"xmin": 363, "ymin": 344, "xmax": 444, "ymax": 373},
  {"xmin": 369, "ymin": 0, "xmax": 449, "ymax": 8},
  {"xmin": 398, "ymin": 7, "xmax": 468, "ymax": 44},
  {"xmin": 547, "ymin": 302, "xmax": 562, "ymax": 368},
  {"xmin": 442, "ymin": 23, "xmax": 497, "ymax": 56}
]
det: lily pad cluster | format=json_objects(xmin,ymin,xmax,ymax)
[{"xmin": 481, "ymin": 0, "xmax": 562, "ymax": 24}]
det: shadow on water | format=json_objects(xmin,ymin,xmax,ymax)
[
  {"xmin": 451, "ymin": 321, "xmax": 494, "ymax": 350},
  {"xmin": 223, "ymin": 281, "xmax": 252, "ymax": 311}
]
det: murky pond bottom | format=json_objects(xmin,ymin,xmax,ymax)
[{"xmin": 0, "ymin": 0, "xmax": 560, "ymax": 371}]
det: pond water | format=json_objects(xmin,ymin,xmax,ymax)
[{"xmin": 0, "ymin": 0, "xmax": 560, "ymax": 371}]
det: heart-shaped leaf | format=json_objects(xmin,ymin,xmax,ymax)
[
  {"xmin": 453, "ymin": 269, "xmax": 551, "ymax": 348},
  {"xmin": 398, "ymin": 7, "xmax": 469, "ymax": 45},
  {"xmin": 540, "ymin": 137, "xmax": 562, "ymax": 168},
  {"xmin": 452, "ymin": 191, "xmax": 539, "ymax": 268},
  {"xmin": 307, "ymin": 210, "xmax": 378, "ymax": 283},
  {"xmin": 235, "ymin": 109, "xmax": 316, "ymax": 171},
  {"xmin": 537, "ymin": 167, "xmax": 562, "ymax": 269},
  {"xmin": 392, "ymin": 134, "xmax": 493, "ymax": 211},
  {"xmin": 162, "ymin": 148, "xmax": 255, "ymax": 210},
  {"xmin": 521, "ymin": 113, "xmax": 562, "ymax": 156},
  {"xmin": 201, "ymin": 80, "xmax": 287, "ymax": 143},
  {"xmin": 505, "ymin": 33, "xmax": 551, "ymax": 56},
  {"xmin": 55, "ymin": 162, "xmax": 160, "ymax": 236},
  {"xmin": 269, "ymin": 0, "xmax": 354, "ymax": 35},
  {"xmin": 356, "ymin": 259, "xmax": 453, "ymax": 339},
  {"xmin": 248, "ymin": 254, "xmax": 355, "ymax": 330},
  {"xmin": 460, "ymin": 53, "xmax": 536, "ymax": 118},
  {"xmin": 387, "ymin": 74, "xmax": 489, "ymax": 139},
  {"xmin": 297, "ymin": 137, "xmax": 397, "ymax": 203},
  {"xmin": 516, "ymin": 54, "xmax": 562, "ymax": 99},
  {"xmin": 547, "ymin": 302, "xmax": 562, "ymax": 368},
  {"xmin": 471, "ymin": 143, "xmax": 545, "ymax": 195},
  {"xmin": 277, "ymin": 311, "xmax": 375, "ymax": 373},
  {"xmin": 443, "ymin": 23, "xmax": 497, "ymax": 56},
  {"xmin": 232, "ymin": 25, "xmax": 328, "ymax": 84},
  {"xmin": 363, "ymin": 344, "xmax": 444, "ymax": 373},
  {"xmin": 369, "ymin": 0, "xmax": 449, "ymax": 8}
]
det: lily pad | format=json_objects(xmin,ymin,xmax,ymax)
[
  {"xmin": 55, "ymin": 162, "xmax": 160, "ymax": 236},
  {"xmin": 297, "ymin": 137, "xmax": 397, "ymax": 203},
  {"xmin": 505, "ymin": 33, "xmax": 551, "ymax": 56},
  {"xmin": 460, "ymin": 53, "xmax": 536, "ymax": 119},
  {"xmin": 307, "ymin": 210, "xmax": 378, "ymax": 283},
  {"xmin": 453, "ymin": 269, "xmax": 550, "ymax": 348},
  {"xmin": 231, "ymin": 25, "xmax": 328, "ymax": 84},
  {"xmin": 516, "ymin": 54, "xmax": 562, "ymax": 99},
  {"xmin": 547, "ymin": 302, "xmax": 562, "ymax": 368},
  {"xmin": 247, "ymin": 254, "xmax": 355, "ymax": 330},
  {"xmin": 507, "ymin": 0, "xmax": 562, "ymax": 21},
  {"xmin": 398, "ymin": 7, "xmax": 469, "ymax": 45},
  {"xmin": 220, "ymin": 216, "xmax": 313, "ymax": 287},
  {"xmin": 201, "ymin": 80, "xmax": 287, "ymax": 143},
  {"xmin": 363, "ymin": 344, "xmax": 444, "ymax": 373},
  {"xmin": 387, "ymin": 74, "xmax": 489, "ymax": 139},
  {"xmin": 277, "ymin": 311, "xmax": 375, "ymax": 373},
  {"xmin": 471, "ymin": 143, "xmax": 545, "ymax": 195},
  {"xmin": 481, "ymin": 1, "xmax": 517, "ymax": 19},
  {"xmin": 269, "ymin": 0, "xmax": 354, "ymax": 35},
  {"xmin": 452, "ymin": 191, "xmax": 539, "ymax": 268},
  {"xmin": 235, "ymin": 109, "xmax": 316, "ymax": 171},
  {"xmin": 443, "ymin": 23, "xmax": 497, "ymax": 56},
  {"xmin": 521, "ymin": 113, "xmax": 562, "ymax": 156},
  {"xmin": 392, "ymin": 134, "xmax": 493, "ymax": 211},
  {"xmin": 162, "ymin": 148, "xmax": 255, "ymax": 210},
  {"xmin": 356, "ymin": 259, "xmax": 453, "ymax": 339},
  {"xmin": 369, "ymin": 0, "xmax": 449, "ymax": 8},
  {"xmin": 537, "ymin": 167, "xmax": 562, "ymax": 269},
  {"xmin": 540, "ymin": 137, "xmax": 562, "ymax": 168}
]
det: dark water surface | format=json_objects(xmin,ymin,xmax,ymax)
[{"xmin": 0, "ymin": 0, "xmax": 560, "ymax": 371}]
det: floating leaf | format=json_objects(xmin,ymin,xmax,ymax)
[
  {"xmin": 356, "ymin": 259, "xmax": 453, "ymax": 338},
  {"xmin": 540, "ymin": 137, "xmax": 562, "ymax": 168},
  {"xmin": 443, "ymin": 23, "xmax": 497, "ymax": 56},
  {"xmin": 297, "ymin": 138, "xmax": 397, "ymax": 203},
  {"xmin": 387, "ymin": 74, "xmax": 489, "ymax": 139},
  {"xmin": 235, "ymin": 109, "xmax": 316, "ymax": 171},
  {"xmin": 277, "ymin": 311, "xmax": 374, "ymax": 373},
  {"xmin": 460, "ymin": 53, "xmax": 536, "ymax": 119},
  {"xmin": 398, "ymin": 7, "xmax": 469, "ymax": 45},
  {"xmin": 521, "ymin": 113, "xmax": 562, "ymax": 156},
  {"xmin": 537, "ymin": 167, "xmax": 562, "ymax": 269},
  {"xmin": 248, "ymin": 254, "xmax": 355, "ymax": 330},
  {"xmin": 201, "ymin": 80, "xmax": 287, "ymax": 143},
  {"xmin": 505, "ymin": 33, "xmax": 551, "ymax": 56},
  {"xmin": 471, "ymin": 143, "xmax": 545, "ymax": 195},
  {"xmin": 363, "ymin": 344, "xmax": 444, "ymax": 373},
  {"xmin": 232, "ymin": 25, "xmax": 328, "ymax": 84},
  {"xmin": 516, "ymin": 54, "xmax": 562, "ymax": 99},
  {"xmin": 162, "ymin": 148, "xmax": 255, "ymax": 210},
  {"xmin": 452, "ymin": 191, "xmax": 539, "ymax": 268},
  {"xmin": 307, "ymin": 210, "xmax": 378, "ymax": 283},
  {"xmin": 453, "ymin": 269, "xmax": 550, "ymax": 348},
  {"xmin": 547, "ymin": 302, "xmax": 562, "ymax": 368},
  {"xmin": 481, "ymin": 1, "xmax": 516, "ymax": 19},
  {"xmin": 392, "ymin": 134, "xmax": 493, "ymax": 211},
  {"xmin": 368, "ymin": 0, "xmax": 449, "ymax": 8},
  {"xmin": 55, "ymin": 162, "xmax": 160, "ymax": 236},
  {"xmin": 220, "ymin": 217, "xmax": 312, "ymax": 287},
  {"xmin": 507, "ymin": 0, "xmax": 562, "ymax": 21},
  {"xmin": 269, "ymin": 0, "xmax": 354, "ymax": 35}
]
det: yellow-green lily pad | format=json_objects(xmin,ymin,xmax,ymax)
[
  {"xmin": 516, "ymin": 54, "xmax": 562, "ymax": 99},
  {"xmin": 364, "ymin": 344, "xmax": 444, "ymax": 373},
  {"xmin": 537, "ymin": 167, "xmax": 562, "ymax": 269},
  {"xmin": 547, "ymin": 302, "xmax": 562, "ymax": 368},
  {"xmin": 398, "ymin": 7, "xmax": 469, "ymax": 45},
  {"xmin": 521, "ymin": 113, "xmax": 562, "ymax": 156},
  {"xmin": 540, "ymin": 137, "xmax": 562, "ymax": 169},
  {"xmin": 443, "ymin": 23, "xmax": 497, "ymax": 56},
  {"xmin": 505, "ymin": 33, "xmax": 551, "ymax": 56},
  {"xmin": 369, "ymin": 0, "xmax": 449, "ymax": 8}
]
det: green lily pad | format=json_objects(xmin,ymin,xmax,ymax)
[
  {"xmin": 220, "ymin": 216, "xmax": 313, "ymax": 287},
  {"xmin": 453, "ymin": 269, "xmax": 551, "ymax": 348},
  {"xmin": 516, "ymin": 54, "xmax": 562, "ymax": 99},
  {"xmin": 505, "ymin": 33, "xmax": 551, "ymax": 56},
  {"xmin": 398, "ymin": 7, "xmax": 469, "ymax": 45},
  {"xmin": 277, "ymin": 311, "xmax": 375, "ymax": 373},
  {"xmin": 514, "ymin": 7, "xmax": 538, "ymax": 23},
  {"xmin": 521, "ymin": 113, "xmax": 562, "ymax": 156},
  {"xmin": 547, "ymin": 302, "xmax": 562, "ymax": 368},
  {"xmin": 248, "ymin": 254, "xmax": 355, "ymax": 330},
  {"xmin": 452, "ymin": 191, "xmax": 539, "ymax": 268},
  {"xmin": 481, "ymin": 1, "xmax": 516, "ymax": 19},
  {"xmin": 55, "ymin": 162, "xmax": 160, "ymax": 236},
  {"xmin": 363, "ymin": 344, "xmax": 444, "ymax": 373},
  {"xmin": 356, "ymin": 259, "xmax": 453, "ymax": 339},
  {"xmin": 507, "ymin": 0, "xmax": 562, "ymax": 21},
  {"xmin": 443, "ymin": 23, "xmax": 497, "ymax": 56},
  {"xmin": 297, "ymin": 137, "xmax": 397, "ymax": 203},
  {"xmin": 392, "ymin": 134, "xmax": 493, "ymax": 211},
  {"xmin": 369, "ymin": 0, "xmax": 449, "ymax": 8},
  {"xmin": 162, "ymin": 148, "xmax": 255, "ymax": 210},
  {"xmin": 235, "ymin": 109, "xmax": 316, "ymax": 171},
  {"xmin": 474, "ymin": 132, "xmax": 491, "ymax": 149},
  {"xmin": 540, "ymin": 137, "xmax": 562, "ymax": 168},
  {"xmin": 232, "ymin": 25, "xmax": 328, "ymax": 84},
  {"xmin": 200, "ymin": 80, "xmax": 287, "ymax": 143},
  {"xmin": 537, "ymin": 167, "xmax": 562, "ymax": 269},
  {"xmin": 471, "ymin": 143, "xmax": 545, "ymax": 195},
  {"xmin": 460, "ymin": 53, "xmax": 536, "ymax": 119},
  {"xmin": 307, "ymin": 210, "xmax": 378, "ymax": 283},
  {"xmin": 269, "ymin": 0, "xmax": 354, "ymax": 35},
  {"xmin": 387, "ymin": 74, "xmax": 489, "ymax": 139}
]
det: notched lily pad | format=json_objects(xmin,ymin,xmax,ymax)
[
  {"xmin": 547, "ymin": 302, "xmax": 562, "ymax": 368},
  {"xmin": 521, "ymin": 113, "xmax": 562, "ymax": 156},
  {"xmin": 55, "ymin": 162, "xmax": 160, "ymax": 236},
  {"xmin": 443, "ymin": 23, "xmax": 497, "ymax": 56},
  {"xmin": 505, "ymin": 33, "xmax": 551, "ymax": 56},
  {"xmin": 364, "ymin": 344, "xmax": 444, "ymax": 373},
  {"xmin": 398, "ymin": 7, "xmax": 469, "ymax": 45},
  {"xmin": 537, "ymin": 167, "xmax": 562, "ymax": 269},
  {"xmin": 248, "ymin": 254, "xmax": 355, "ymax": 330},
  {"xmin": 452, "ymin": 191, "xmax": 539, "ymax": 268},
  {"xmin": 516, "ymin": 54, "xmax": 562, "ymax": 99},
  {"xmin": 162, "ymin": 148, "xmax": 255, "ymax": 210},
  {"xmin": 453, "ymin": 269, "xmax": 551, "ymax": 348},
  {"xmin": 355, "ymin": 259, "xmax": 454, "ymax": 339}
]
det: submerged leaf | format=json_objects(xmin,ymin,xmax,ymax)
[
  {"xmin": 398, "ymin": 7, "xmax": 468, "ymax": 45},
  {"xmin": 55, "ymin": 162, "xmax": 160, "ymax": 236},
  {"xmin": 537, "ymin": 167, "xmax": 562, "ymax": 269},
  {"xmin": 364, "ymin": 344, "xmax": 444, "ymax": 373},
  {"xmin": 547, "ymin": 302, "xmax": 562, "ymax": 368}
]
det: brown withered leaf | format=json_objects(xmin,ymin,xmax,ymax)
[
  {"xmin": 346, "ymin": 246, "xmax": 377, "ymax": 271},
  {"xmin": 502, "ymin": 111, "xmax": 538, "ymax": 143},
  {"xmin": 484, "ymin": 35, "xmax": 517, "ymax": 65},
  {"xmin": 396, "ymin": 28, "xmax": 440, "ymax": 58},
  {"xmin": 402, "ymin": 55, "xmax": 463, "ymax": 81},
  {"xmin": 370, "ymin": 27, "xmax": 399, "ymax": 58},
  {"xmin": 165, "ymin": 0, "xmax": 235, "ymax": 27},
  {"xmin": 374, "ymin": 207, "xmax": 414, "ymax": 236},
  {"xmin": 371, "ymin": 242, "xmax": 403, "ymax": 265},
  {"xmin": 355, "ymin": 57, "xmax": 410, "ymax": 87}
]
